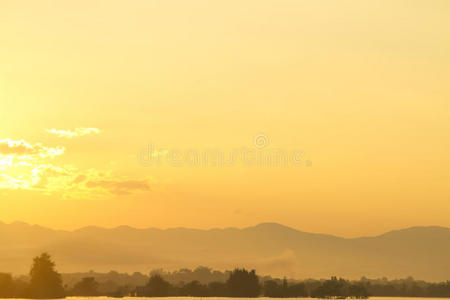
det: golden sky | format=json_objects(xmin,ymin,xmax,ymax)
[{"xmin": 1, "ymin": 0, "xmax": 449, "ymax": 237}]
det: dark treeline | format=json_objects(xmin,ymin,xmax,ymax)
[{"xmin": 1, "ymin": 253, "xmax": 449, "ymax": 298}]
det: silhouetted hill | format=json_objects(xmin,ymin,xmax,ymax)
[{"xmin": 0, "ymin": 222, "xmax": 448, "ymax": 281}]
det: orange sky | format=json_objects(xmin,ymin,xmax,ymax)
[{"xmin": 1, "ymin": 0, "xmax": 449, "ymax": 237}]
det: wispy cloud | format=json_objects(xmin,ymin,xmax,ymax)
[
  {"xmin": 0, "ymin": 129, "xmax": 153, "ymax": 199},
  {"xmin": 0, "ymin": 137, "xmax": 150, "ymax": 198},
  {"xmin": 0, "ymin": 173, "xmax": 27, "ymax": 189},
  {"xmin": 63, "ymin": 169, "xmax": 152, "ymax": 199},
  {"xmin": 0, "ymin": 138, "xmax": 65, "ymax": 190},
  {"xmin": 46, "ymin": 127, "xmax": 100, "ymax": 138},
  {"xmin": 31, "ymin": 164, "xmax": 72, "ymax": 189},
  {"xmin": 1, "ymin": 159, "xmax": 151, "ymax": 197},
  {"xmin": 85, "ymin": 179, "xmax": 150, "ymax": 196},
  {"xmin": 0, "ymin": 138, "xmax": 64, "ymax": 158}
]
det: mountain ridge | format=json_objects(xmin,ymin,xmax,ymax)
[
  {"xmin": 1, "ymin": 221, "xmax": 448, "ymax": 281},
  {"xmin": 3, "ymin": 220, "xmax": 447, "ymax": 238}
]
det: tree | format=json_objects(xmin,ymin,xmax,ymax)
[
  {"xmin": 264, "ymin": 280, "xmax": 282, "ymax": 297},
  {"xmin": 226, "ymin": 268, "xmax": 260, "ymax": 297},
  {"xmin": 263, "ymin": 279, "xmax": 307, "ymax": 298},
  {"xmin": 72, "ymin": 277, "xmax": 99, "ymax": 296},
  {"xmin": 0, "ymin": 273, "xmax": 14, "ymax": 298},
  {"xmin": 348, "ymin": 284, "xmax": 369, "ymax": 299},
  {"xmin": 143, "ymin": 274, "xmax": 172, "ymax": 296},
  {"xmin": 29, "ymin": 253, "xmax": 64, "ymax": 299},
  {"xmin": 208, "ymin": 281, "xmax": 228, "ymax": 296},
  {"xmin": 311, "ymin": 277, "xmax": 369, "ymax": 299},
  {"xmin": 287, "ymin": 282, "xmax": 308, "ymax": 297},
  {"xmin": 311, "ymin": 277, "xmax": 345, "ymax": 298},
  {"xmin": 109, "ymin": 285, "xmax": 131, "ymax": 297},
  {"xmin": 181, "ymin": 280, "xmax": 209, "ymax": 296}
]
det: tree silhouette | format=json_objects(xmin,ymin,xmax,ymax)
[
  {"xmin": 0, "ymin": 273, "xmax": 14, "ymax": 298},
  {"xmin": 263, "ymin": 278, "xmax": 307, "ymax": 297},
  {"xmin": 29, "ymin": 253, "xmax": 64, "ymax": 299},
  {"xmin": 143, "ymin": 274, "xmax": 171, "ymax": 296},
  {"xmin": 311, "ymin": 277, "xmax": 369, "ymax": 299},
  {"xmin": 287, "ymin": 282, "xmax": 308, "ymax": 297},
  {"xmin": 226, "ymin": 268, "xmax": 260, "ymax": 297},
  {"xmin": 348, "ymin": 284, "xmax": 369, "ymax": 299},
  {"xmin": 71, "ymin": 277, "xmax": 99, "ymax": 296},
  {"xmin": 181, "ymin": 280, "xmax": 209, "ymax": 296},
  {"xmin": 264, "ymin": 280, "xmax": 282, "ymax": 297},
  {"xmin": 208, "ymin": 281, "xmax": 228, "ymax": 296}
]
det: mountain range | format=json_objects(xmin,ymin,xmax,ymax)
[{"xmin": 0, "ymin": 221, "xmax": 449, "ymax": 281}]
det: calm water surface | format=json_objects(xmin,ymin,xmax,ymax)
[
  {"xmin": 17, "ymin": 297, "xmax": 446, "ymax": 300},
  {"xmin": 13, "ymin": 298, "xmax": 450, "ymax": 300}
]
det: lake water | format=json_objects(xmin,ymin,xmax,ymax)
[{"xmin": 13, "ymin": 297, "xmax": 448, "ymax": 300}]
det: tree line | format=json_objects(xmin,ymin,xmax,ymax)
[{"xmin": 0, "ymin": 253, "xmax": 449, "ymax": 298}]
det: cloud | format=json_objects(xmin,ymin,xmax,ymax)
[
  {"xmin": 46, "ymin": 127, "xmax": 100, "ymax": 138},
  {"xmin": 31, "ymin": 164, "xmax": 71, "ymax": 189},
  {"xmin": 0, "ymin": 138, "xmax": 75, "ymax": 192},
  {"xmin": 0, "ymin": 138, "xmax": 64, "ymax": 158},
  {"xmin": 71, "ymin": 174, "xmax": 87, "ymax": 185},
  {"xmin": 85, "ymin": 179, "xmax": 150, "ymax": 195},
  {"xmin": 0, "ymin": 139, "xmax": 66, "ymax": 190},
  {"xmin": 0, "ymin": 173, "xmax": 27, "ymax": 189},
  {"xmin": 0, "ymin": 139, "xmax": 35, "ymax": 155},
  {"xmin": 64, "ymin": 169, "xmax": 152, "ymax": 198},
  {"xmin": 0, "ymin": 135, "xmax": 151, "ymax": 198},
  {"xmin": 1, "ymin": 161, "xmax": 150, "ymax": 198},
  {"xmin": 0, "ymin": 156, "xmax": 13, "ymax": 170}
]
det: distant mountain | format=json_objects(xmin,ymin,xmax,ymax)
[{"xmin": 0, "ymin": 221, "xmax": 449, "ymax": 281}]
